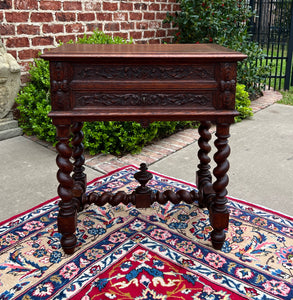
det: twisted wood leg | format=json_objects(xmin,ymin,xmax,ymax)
[
  {"xmin": 71, "ymin": 122, "xmax": 87, "ymax": 211},
  {"xmin": 56, "ymin": 124, "xmax": 77, "ymax": 255},
  {"xmin": 210, "ymin": 122, "xmax": 230, "ymax": 250},
  {"xmin": 196, "ymin": 121, "xmax": 214, "ymax": 208}
]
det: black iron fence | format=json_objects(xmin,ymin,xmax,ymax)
[{"xmin": 249, "ymin": 0, "xmax": 293, "ymax": 90}]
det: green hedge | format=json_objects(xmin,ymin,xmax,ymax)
[{"xmin": 235, "ymin": 84, "xmax": 253, "ymax": 122}]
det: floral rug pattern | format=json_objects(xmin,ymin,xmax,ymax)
[{"xmin": 0, "ymin": 165, "xmax": 292, "ymax": 299}]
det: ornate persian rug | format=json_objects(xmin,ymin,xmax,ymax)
[{"xmin": 0, "ymin": 165, "xmax": 293, "ymax": 299}]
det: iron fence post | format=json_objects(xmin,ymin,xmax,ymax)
[{"xmin": 284, "ymin": 0, "xmax": 293, "ymax": 90}]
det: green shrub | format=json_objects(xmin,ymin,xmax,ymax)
[
  {"xmin": 16, "ymin": 30, "xmax": 196, "ymax": 155},
  {"xmin": 72, "ymin": 30, "xmax": 132, "ymax": 45},
  {"xmin": 165, "ymin": 0, "xmax": 269, "ymax": 98},
  {"xmin": 235, "ymin": 84, "xmax": 253, "ymax": 122},
  {"xmin": 82, "ymin": 120, "xmax": 194, "ymax": 155},
  {"xmin": 16, "ymin": 58, "xmax": 55, "ymax": 142}
]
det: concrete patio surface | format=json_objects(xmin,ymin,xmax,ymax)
[
  {"xmin": 151, "ymin": 103, "xmax": 293, "ymax": 216},
  {"xmin": 1, "ymin": 91, "xmax": 292, "ymax": 221},
  {"xmin": 0, "ymin": 137, "xmax": 102, "ymax": 221}
]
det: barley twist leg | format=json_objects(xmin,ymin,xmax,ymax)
[
  {"xmin": 211, "ymin": 122, "xmax": 230, "ymax": 250},
  {"xmin": 56, "ymin": 124, "xmax": 77, "ymax": 255},
  {"xmin": 196, "ymin": 121, "xmax": 214, "ymax": 208},
  {"xmin": 71, "ymin": 122, "xmax": 87, "ymax": 211}
]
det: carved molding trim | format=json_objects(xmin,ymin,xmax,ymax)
[
  {"xmin": 75, "ymin": 93, "xmax": 212, "ymax": 107},
  {"xmin": 75, "ymin": 65, "xmax": 214, "ymax": 81},
  {"xmin": 219, "ymin": 63, "xmax": 236, "ymax": 109},
  {"xmin": 51, "ymin": 62, "xmax": 71, "ymax": 110},
  {"xmin": 51, "ymin": 79, "xmax": 69, "ymax": 93}
]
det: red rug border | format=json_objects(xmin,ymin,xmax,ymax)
[{"xmin": 1, "ymin": 164, "xmax": 292, "ymax": 227}]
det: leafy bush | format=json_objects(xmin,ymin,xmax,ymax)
[
  {"xmin": 165, "ymin": 0, "xmax": 269, "ymax": 97},
  {"xmin": 69, "ymin": 30, "xmax": 132, "ymax": 45},
  {"xmin": 235, "ymin": 84, "xmax": 253, "ymax": 122},
  {"xmin": 16, "ymin": 58, "xmax": 55, "ymax": 142},
  {"xmin": 16, "ymin": 30, "xmax": 196, "ymax": 155},
  {"xmin": 82, "ymin": 121, "xmax": 194, "ymax": 155}
]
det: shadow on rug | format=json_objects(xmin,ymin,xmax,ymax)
[{"xmin": 0, "ymin": 165, "xmax": 292, "ymax": 299}]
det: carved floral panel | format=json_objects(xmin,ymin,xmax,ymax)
[
  {"xmin": 74, "ymin": 93, "xmax": 213, "ymax": 107},
  {"xmin": 74, "ymin": 64, "xmax": 215, "ymax": 81}
]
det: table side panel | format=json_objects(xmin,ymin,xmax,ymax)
[{"xmin": 48, "ymin": 58, "xmax": 239, "ymax": 119}]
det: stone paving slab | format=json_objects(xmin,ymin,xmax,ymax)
[
  {"xmin": 0, "ymin": 136, "xmax": 102, "ymax": 221},
  {"xmin": 151, "ymin": 103, "xmax": 293, "ymax": 216}
]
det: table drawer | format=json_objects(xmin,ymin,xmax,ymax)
[
  {"xmin": 73, "ymin": 64, "xmax": 215, "ymax": 81},
  {"xmin": 72, "ymin": 91, "xmax": 214, "ymax": 109}
]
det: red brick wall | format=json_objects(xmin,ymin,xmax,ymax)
[{"xmin": 0, "ymin": 0, "xmax": 179, "ymax": 80}]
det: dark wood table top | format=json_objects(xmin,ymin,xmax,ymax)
[{"xmin": 41, "ymin": 43, "xmax": 247, "ymax": 61}]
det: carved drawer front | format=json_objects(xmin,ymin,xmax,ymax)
[
  {"xmin": 73, "ymin": 64, "xmax": 215, "ymax": 81},
  {"xmin": 73, "ymin": 92, "xmax": 214, "ymax": 108},
  {"xmin": 71, "ymin": 63, "xmax": 216, "ymax": 110}
]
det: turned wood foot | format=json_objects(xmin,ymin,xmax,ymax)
[
  {"xmin": 71, "ymin": 122, "xmax": 87, "ymax": 211},
  {"xmin": 58, "ymin": 217, "xmax": 77, "ymax": 255},
  {"xmin": 210, "ymin": 122, "xmax": 231, "ymax": 250},
  {"xmin": 56, "ymin": 124, "xmax": 77, "ymax": 255},
  {"xmin": 210, "ymin": 211, "xmax": 229, "ymax": 250}
]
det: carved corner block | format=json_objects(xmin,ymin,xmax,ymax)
[
  {"xmin": 50, "ymin": 62, "xmax": 72, "ymax": 111},
  {"xmin": 218, "ymin": 63, "xmax": 237, "ymax": 109}
]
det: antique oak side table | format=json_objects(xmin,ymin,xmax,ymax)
[{"xmin": 41, "ymin": 44, "xmax": 246, "ymax": 255}]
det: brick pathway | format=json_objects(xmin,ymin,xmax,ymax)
[{"xmin": 84, "ymin": 89, "xmax": 283, "ymax": 174}]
